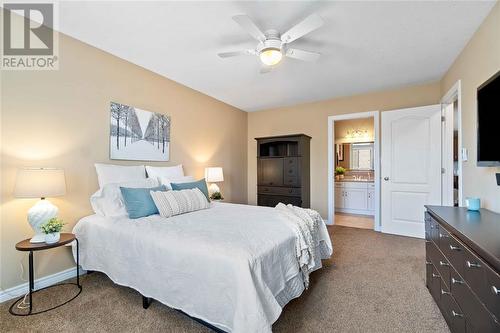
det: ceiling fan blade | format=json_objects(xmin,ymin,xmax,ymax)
[
  {"xmin": 281, "ymin": 13, "xmax": 324, "ymax": 44},
  {"xmin": 286, "ymin": 48, "xmax": 321, "ymax": 62},
  {"xmin": 260, "ymin": 65, "xmax": 273, "ymax": 74},
  {"xmin": 218, "ymin": 49, "xmax": 256, "ymax": 58},
  {"xmin": 232, "ymin": 15, "xmax": 266, "ymax": 42}
]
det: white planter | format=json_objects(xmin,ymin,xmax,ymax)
[{"xmin": 45, "ymin": 232, "xmax": 60, "ymax": 244}]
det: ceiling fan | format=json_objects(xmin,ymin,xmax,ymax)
[{"xmin": 218, "ymin": 13, "xmax": 324, "ymax": 72}]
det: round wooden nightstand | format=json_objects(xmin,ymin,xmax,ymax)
[{"xmin": 9, "ymin": 233, "xmax": 82, "ymax": 316}]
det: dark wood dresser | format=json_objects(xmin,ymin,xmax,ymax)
[
  {"xmin": 256, "ymin": 134, "xmax": 310, "ymax": 208},
  {"xmin": 425, "ymin": 206, "xmax": 500, "ymax": 333}
]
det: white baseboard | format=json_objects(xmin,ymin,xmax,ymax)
[{"xmin": 0, "ymin": 266, "xmax": 86, "ymax": 304}]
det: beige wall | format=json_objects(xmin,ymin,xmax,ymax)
[
  {"xmin": 1, "ymin": 31, "xmax": 247, "ymax": 289},
  {"xmin": 334, "ymin": 117, "xmax": 374, "ymax": 143},
  {"xmin": 441, "ymin": 2, "xmax": 500, "ymax": 212},
  {"xmin": 248, "ymin": 82, "xmax": 441, "ymax": 216}
]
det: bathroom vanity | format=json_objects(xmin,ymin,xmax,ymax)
[
  {"xmin": 334, "ymin": 180, "xmax": 375, "ymax": 216},
  {"xmin": 335, "ymin": 141, "xmax": 375, "ymax": 216}
]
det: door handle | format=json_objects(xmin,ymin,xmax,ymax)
[{"xmin": 384, "ymin": 177, "xmax": 389, "ymax": 181}]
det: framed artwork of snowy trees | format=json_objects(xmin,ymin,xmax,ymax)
[{"xmin": 110, "ymin": 102, "xmax": 170, "ymax": 161}]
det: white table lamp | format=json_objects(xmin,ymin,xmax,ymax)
[
  {"xmin": 205, "ymin": 167, "xmax": 224, "ymax": 194},
  {"xmin": 14, "ymin": 168, "xmax": 66, "ymax": 243}
]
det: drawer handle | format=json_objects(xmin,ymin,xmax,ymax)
[
  {"xmin": 432, "ymin": 273, "xmax": 440, "ymax": 279},
  {"xmin": 449, "ymin": 245, "xmax": 461, "ymax": 251},
  {"xmin": 451, "ymin": 310, "xmax": 463, "ymax": 318},
  {"xmin": 466, "ymin": 261, "xmax": 481, "ymax": 269},
  {"xmin": 441, "ymin": 289, "xmax": 451, "ymax": 296},
  {"xmin": 425, "ymin": 260, "xmax": 432, "ymax": 265},
  {"xmin": 492, "ymin": 286, "xmax": 500, "ymax": 295},
  {"xmin": 430, "ymin": 225, "xmax": 434, "ymax": 229},
  {"xmin": 288, "ymin": 189, "xmax": 293, "ymax": 193},
  {"xmin": 451, "ymin": 278, "xmax": 464, "ymax": 285},
  {"xmin": 439, "ymin": 261, "xmax": 450, "ymax": 267},
  {"xmin": 439, "ymin": 233, "xmax": 449, "ymax": 239}
]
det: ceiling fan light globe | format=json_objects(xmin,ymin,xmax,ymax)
[{"xmin": 259, "ymin": 48, "xmax": 282, "ymax": 66}]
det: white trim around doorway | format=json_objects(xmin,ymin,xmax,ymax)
[
  {"xmin": 327, "ymin": 111, "xmax": 380, "ymax": 231},
  {"xmin": 441, "ymin": 80, "xmax": 463, "ymax": 207}
]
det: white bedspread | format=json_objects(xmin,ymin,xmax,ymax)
[{"xmin": 72, "ymin": 202, "xmax": 332, "ymax": 332}]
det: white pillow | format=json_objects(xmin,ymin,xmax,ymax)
[
  {"xmin": 90, "ymin": 178, "xmax": 159, "ymax": 217},
  {"xmin": 150, "ymin": 188, "xmax": 209, "ymax": 218},
  {"xmin": 95, "ymin": 163, "xmax": 146, "ymax": 188},
  {"xmin": 159, "ymin": 175, "xmax": 195, "ymax": 190},
  {"xmin": 145, "ymin": 165, "xmax": 184, "ymax": 181}
]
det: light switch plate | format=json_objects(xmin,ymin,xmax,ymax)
[{"xmin": 461, "ymin": 148, "xmax": 468, "ymax": 161}]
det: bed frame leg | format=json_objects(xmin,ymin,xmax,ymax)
[{"xmin": 142, "ymin": 296, "xmax": 152, "ymax": 309}]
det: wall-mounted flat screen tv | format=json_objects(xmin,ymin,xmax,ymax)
[{"xmin": 477, "ymin": 70, "xmax": 500, "ymax": 166}]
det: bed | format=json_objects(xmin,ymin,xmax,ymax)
[{"xmin": 72, "ymin": 202, "xmax": 332, "ymax": 332}]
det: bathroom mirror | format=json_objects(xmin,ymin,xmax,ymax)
[
  {"xmin": 336, "ymin": 142, "xmax": 374, "ymax": 170},
  {"xmin": 350, "ymin": 142, "xmax": 374, "ymax": 170}
]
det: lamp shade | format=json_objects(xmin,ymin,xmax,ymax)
[
  {"xmin": 205, "ymin": 167, "xmax": 224, "ymax": 183},
  {"xmin": 14, "ymin": 168, "xmax": 66, "ymax": 198}
]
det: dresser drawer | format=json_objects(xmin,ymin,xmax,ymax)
[
  {"xmin": 445, "ymin": 295, "xmax": 466, "ymax": 333},
  {"xmin": 430, "ymin": 218, "xmax": 441, "ymax": 246},
  {"xmin": 284, "ymin": 157, "xmax": 299, "ymax": 177},
  {"xmin": 437, "ymin": 225, "xmax": 451, "ymax": 253},
  {"xmin": 425, "ymin": 212, "xmax": 432, "ymax": 241},
  {"xmin": 427, "ymin": 261, "xmax": 442, "ymax": 303},
  {"xmin": 428, "ymin": 241, "xmax": 451, "ymax": 288},
  {"xmin": 444, "ymin": 235, "xmax": 465, "ymax": 278},
  {"xmin": 257, "ymin": 194, "xmax": 302, "ymax": 207},
  {"xmin": 283, "ymin": 175, "xmax": 300, "ymax": 187},
  {"xmin": 484, "ymin": 262, "xmax": 500, "ymax": 320},
  {"xmin": 451, "ymin": 270, "xmax": 500, "ymax": 332},
  {"xmin": 462, "ymin": 249, "xmax": 489, "ymax": 301},
  {"xmin": 258, "ymin": 186, "xmax": 301, "ymax": 197}
]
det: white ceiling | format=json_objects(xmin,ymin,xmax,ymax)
[{"xmin": 58, "ymin": 1, "xmax": 496, "ymax": 111}]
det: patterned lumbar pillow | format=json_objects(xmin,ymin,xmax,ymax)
[{"xmin": 150, "ymin": 188, "xmax": 210, "ymax": 218}]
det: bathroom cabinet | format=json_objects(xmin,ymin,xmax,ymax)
[{"xmin": 335, "ymin": 181, "xmax": 375, "ymax": 216}]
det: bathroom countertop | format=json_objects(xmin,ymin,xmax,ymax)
[{"xmin": 336, "ymin": 178, "xmax": 374, "ymax": 183}]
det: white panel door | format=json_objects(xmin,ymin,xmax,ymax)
[{"xmin": 381, "ymin": 105, "xmax": 442, "ymax": 238}]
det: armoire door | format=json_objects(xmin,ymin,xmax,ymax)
[{"xmin": 258, "ymin": 158, "xmax": 284, "ymax": 186}]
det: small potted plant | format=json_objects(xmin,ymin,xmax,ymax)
[
  {"xmin": 41, "ymin": 217, "xmax": 65, "ymax": 244},
  {"xmin": 210, "ymin": 191, "xmax": 224, "ymax": 201},
  {"xmin": 335, "ymin": 166, "xmax": 346, "ymax": 180}
]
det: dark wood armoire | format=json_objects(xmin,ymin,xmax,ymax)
[{"xmin": 255, "ymin": 134, "xmax": 311, "ymax": 208}]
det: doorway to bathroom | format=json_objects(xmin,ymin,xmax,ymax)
[{"xmin": 328, "ymin": 111, "xmax": 380, "ymax": 231}]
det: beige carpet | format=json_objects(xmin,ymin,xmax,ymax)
[{"xmin": 1, "ymin": 226, "xmax": 449, "ymax": 333}]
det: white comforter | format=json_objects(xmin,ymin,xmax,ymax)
[{"xmin": 73, "ymin": 202, "xmax": 332, "ymax": 332}]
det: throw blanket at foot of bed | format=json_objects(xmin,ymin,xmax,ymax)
[{"xmin": 275, "ymin": 203, "xmax": 333, "ymax": 288}]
